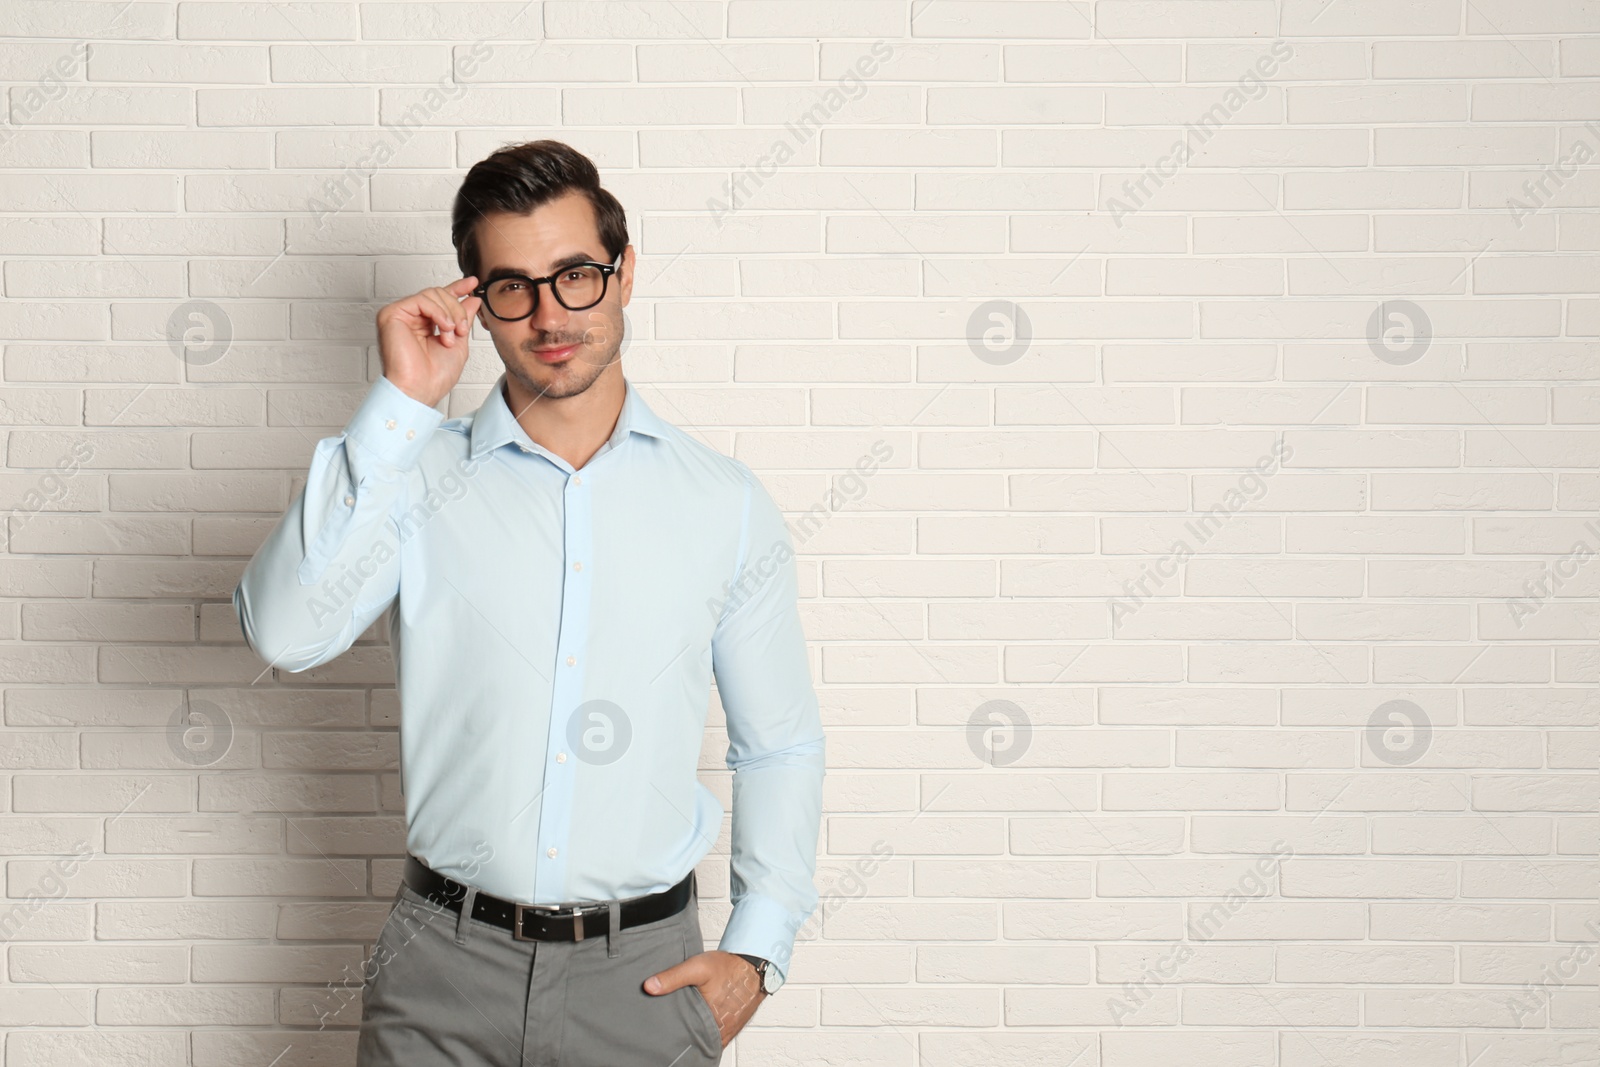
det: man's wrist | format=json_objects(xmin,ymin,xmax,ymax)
[{"xmin": 733, "ymin": 953, "xmax": 776, "ymax": 995}]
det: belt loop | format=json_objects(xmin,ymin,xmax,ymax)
[
  {"xmin": 455, "ymin": 885, "xmax": 477, "ymax": 946},
  {"xmin": 606, "ymin": 898, "xmax": 621, "ymax": 958}
]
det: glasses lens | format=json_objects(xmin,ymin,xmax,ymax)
[
  {"xmin": 485, "ymin": 266, "xmax": 606, "ymax": 319},
  {"xmin": 556, "ymin": 265, "xmax": 605, "ymax": 309},
  {"xmin": 485, "ymin": 277, "xmax": 532, "ymax": 319}
]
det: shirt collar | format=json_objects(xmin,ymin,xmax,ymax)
[{"xmin": 469, "ymin": 373, "xmax": 671, "ymax": 460}]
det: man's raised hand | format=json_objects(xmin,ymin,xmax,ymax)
[{"xmin": 376, "ymin": 276, "xmax": 483, "ymax": 408}]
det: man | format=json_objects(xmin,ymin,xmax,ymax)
[{"xmin": 233, "ymin": 140, "xmax": 826, "ymax": 1066}]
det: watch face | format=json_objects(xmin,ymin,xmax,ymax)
[{"xmin": 761, "ymin": 966, "xmax": 782, "ymax": 994}]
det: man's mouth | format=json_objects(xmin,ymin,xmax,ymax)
[{"xmin": 531, "ymin": 342, "xmax": 580, "ymax": 363}]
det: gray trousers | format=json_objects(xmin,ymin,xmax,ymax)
[{"xmin": 356, "ymin": 872, "xmax": 724, "ymax": 1066}]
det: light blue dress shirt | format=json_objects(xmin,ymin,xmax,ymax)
[{"xmin": 233, "ymin": 373, "xmax": 826, "ymax": 981}]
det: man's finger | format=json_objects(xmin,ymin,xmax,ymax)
[
  {"xmin": 643, "ymin": 957, "xmax": 702, "ymax": 995},
  {"xmin": 418, "ymin": 288, "xmax": 470, "ymax": 337}
]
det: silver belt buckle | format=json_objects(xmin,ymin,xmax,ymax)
[{"xmin": 514, "ymin": 901, "xmax": 597, "ymax": 942}]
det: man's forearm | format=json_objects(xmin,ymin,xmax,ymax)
[
  {"xmin": 234, "ymin": 377, "xmax": 440, "ymax": 672},
  {"xmin": 717, "ymin": 731, "xmax": 827, "ymax": 983}
]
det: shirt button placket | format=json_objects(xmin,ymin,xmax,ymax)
[{"xmin": 536, "ymin": 467, "xmax": 591, "ymax": 900}]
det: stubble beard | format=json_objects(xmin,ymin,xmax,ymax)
[{"xmin": 503, "ymin": 329, "xmax": 621, "ymax": 403}]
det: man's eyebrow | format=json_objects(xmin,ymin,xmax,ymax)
[{"xmin": 481, "ymin": 252, "xmax": 601, "ymax": 285}]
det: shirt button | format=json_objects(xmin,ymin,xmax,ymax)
[
  {"xmin": 406, "ymin": 429, "xmax": 415, "ymax": 440},
  {"xmin": 547, "ymin": 847, "xmax": 558, "ymax": 858},
  {"xmin": 556, "ymin": 752, "xmax": 567, "ymax": 763},
  {"xmin": 385, "ymin": 419, "xmax": 396, "ymax": 430},
  {"xmin": 573, "ymin": 475, "xmax": 582, "ymax": 486},
  {"xmin": 565, "ymin": 655, "xmax": 576, "ymax": 667},
  {"xmin": 344, "ymin": 495, "xmax": 355, "ymax": 506},
  {"xmin": 573, "ymin": 561, "xmax": 582, "ymax": 572}
]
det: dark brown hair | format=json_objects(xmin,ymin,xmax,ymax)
[{"xmin": 451, "ymin": 139, "xmax": 629, "ymax": 282}]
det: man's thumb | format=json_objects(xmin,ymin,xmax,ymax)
[{"xmin": 644, "ymin": 962, "xmax": 689, "ymax": 995}]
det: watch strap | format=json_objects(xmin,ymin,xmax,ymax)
[{"xmin": 734, "ymin": 953, "xmax": 776, "ymax": 993}]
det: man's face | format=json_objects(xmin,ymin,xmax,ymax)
[{"xmin": 470, "ymin": 192, "xmax": 633, "ymax": 402}]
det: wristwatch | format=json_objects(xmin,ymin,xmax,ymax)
[{"xmin": 733, "ymin": 953, "xmax": 783, "ymax": 995}]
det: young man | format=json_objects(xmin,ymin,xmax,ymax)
[{"xmin": 234, "ymin": 140, "xmax": 826, "ymax": 1066}]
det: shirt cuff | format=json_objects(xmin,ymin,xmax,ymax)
[
  {"xmin": 716, "ymin": 891, "xmax": 804, "ymax": 985},
  {"xmin": 344, "ymin": 375, "xmax": 445, "ymax": 482}
]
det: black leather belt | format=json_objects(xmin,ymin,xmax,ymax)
[{"xmin": 402, "ymin": 854, "xmax": 694, "ymax": 943}]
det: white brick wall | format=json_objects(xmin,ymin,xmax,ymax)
[{"xmin": 2, "ymin": 2, "xmax": 1596, "ymax": 1064}]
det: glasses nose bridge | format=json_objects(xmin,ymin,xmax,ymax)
[{"xmin": 525, "ymin": 273, "xmax": 560, "ymax": 318}]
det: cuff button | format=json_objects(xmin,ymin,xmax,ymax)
[{"xmin": 385, "ymin": 419, "xmax": 396, "ymax": 430}]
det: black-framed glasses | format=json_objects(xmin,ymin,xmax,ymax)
[{"xmin": 472, "ymin": 252, "xmax": 623, "ymax": 321}]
